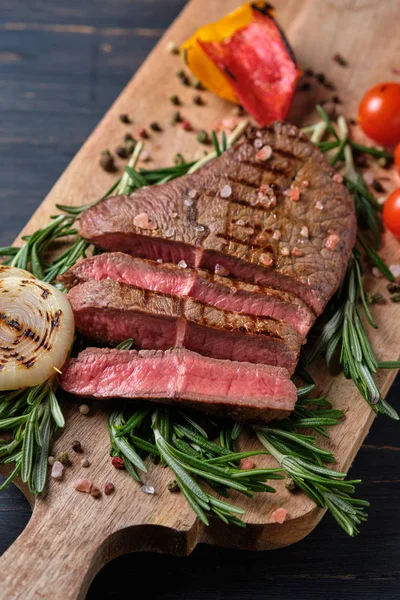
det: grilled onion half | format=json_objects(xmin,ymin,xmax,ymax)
[{"xmin": 0, "ymin": 267, "xmax": 75, "ymax": 390}]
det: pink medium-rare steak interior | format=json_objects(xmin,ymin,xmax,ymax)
[
  {"xmin": 67, "ymin": 279, "xmax": 301, "ymax": 373},
  {"xmin": 59, "ymin": 252, "xmax": 314, "ymax": 337},
  {"xmin": 59, "ymin": 347, "xmax": 297, "ymax": 422},
  {"xmin": 79, "ymin": 122, "xmax": 357, "ymax": 315}
]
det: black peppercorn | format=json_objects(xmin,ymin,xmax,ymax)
[{"xmin": 100, "ymin": 150, "xmax": 115, "ymax": 172}]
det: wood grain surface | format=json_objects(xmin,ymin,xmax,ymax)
[{"xmin": 0, "ymin": 0, "xmax": 400, "ymax": 598}]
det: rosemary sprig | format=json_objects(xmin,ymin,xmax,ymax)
[
  {"xmin": 303, "ymin": 107, "xmax": 399, "ymax": 418},
  {"xmin": 108, "ymin": 391, "xmax": 367, "ymax": 535},
  {"xmin": 0, "ymin": 377, "xmax": 64, "ymax": 494},
  {"xmin": 108, "ymin": 405, "xmax": 283, "ymax": 527},
  {"xmin": 256, "ymin": 427, "xmax": 368, "ymax": 536},
  {"xmin": 307, "ymin": 252, "xmax": 400, "ymax": 418}
]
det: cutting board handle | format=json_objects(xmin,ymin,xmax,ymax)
[{"xmin": 0, "ymin": 507, "xmax": 107, "ymax": 600}]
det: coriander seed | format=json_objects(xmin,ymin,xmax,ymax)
[{"xmin": 196, "ymin": 130, "xmax": 209, "ymax": 144}]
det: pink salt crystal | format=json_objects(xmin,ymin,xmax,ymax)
[
  {"xmin": 74, "ymin": 478, "xmax": 93, "ymax": 493},
  {"xmin": 291, "ymin": 187, "xmax": 300, "ymax": 201},
  {"xmin": 372, "ymin": 267, "xmax": 383, "ymax": 278},
  {"xmin": 271, "ymin": 507, "xmax": 287, "ymax": 524},
  {"xmin": 390, "ymin": 264, "xmax": 400, "ymax": 279},
  {"xmin": 292, "ymin": 247, "xmax": 303, "ymax": 257},
  {"xmin": 241, "ymin": 458, "xmax": 256, "ymax": 470},
  {"xmin": 363, "ymin": 171, "xmax": 374, "ymax": 185},
  {"xmin": 260, "ymin": 253, "xmax": 273, "ymax": 267},
  {"xmin": 221, "ymin": 116, "xmax": 239, "ymax": 131},
  {"xmin": 325, "ymin": 234, "xmax": 340, "ymax": 250},
  {"xmin": 255, "ymin": 145, "xmax": 272, "ymax": 161},
  {"xmin": 332, "ymin": 173, "xmax": 343, "ymax": 183},
  {"xmin": 315, "ymin": 201, "xmax": 324, "ymax": 210},
  {"xmin": 272, "ymin": 230, "xmax": 281, "ymax": 241},
  {"xmin": 133, "ymin": 212, "xmax": 157, "ymax": 230},
  {"xmin": 140, "ymin": 150, "xmax": 150, "ymax": 162},
  {"xmin": 281, "ymin": 247, "xmax": 290, "ymax": 256},
  {"xmin": 188, "ymin": 189, "xmax": 197, "ymax": 199},
  {"xmin": 214, "ymin": 263, "xmax": 229, "ymax": 277},
  {"xmin": 51, "ymin": 461, "xmax": 64, "ymax": 480}
]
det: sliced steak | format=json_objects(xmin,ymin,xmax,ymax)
[
  {"xmin": 59, "ymin": 347, "xmax": 297, "ymax": 422},
  {"xmin": 68, "ymin": 279, "xmax": 301, "ymax": 373},
  {"xmin": 59, "ymin": 252, "xmax": 314, "ymax": 337},
  {"xmin": 80, "ymin": 122, "xmax": 356, "ymax": 315}
]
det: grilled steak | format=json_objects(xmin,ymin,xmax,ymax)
[
  {"xmin": 59, "ymin": 252, "xmax": 314, "ymax": 337},
  {"xmin": 80, "ymin": 122, "xmax": 356, "ymax": 316},
  {"xmin": 68, "ymin": 279, "xmax": 301, "ymax": 373},
  {"xmin": 59, "ymin": 347, "xmax": 297, "ymax": 422}
]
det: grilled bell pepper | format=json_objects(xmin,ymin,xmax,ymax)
[{"xmin": 181, "ymin": 2, "xmax": 301, "ymax": 125}]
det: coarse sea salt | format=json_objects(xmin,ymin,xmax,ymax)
[
  {"xmin": 300, "ymin": 226, "xmax": 309, "ymax": 238},
  {"xmin": 51, "ymin": 461, "xmax": 64, "ymax": 480},
  {"xmin": 220, "ymin": 184, "xmax": 232, "ymax": 198},
  {"xmin": 255, "ymin": 145, "xmax": 272, "ymax": 161},
  {"xmin": 390, "ymin": 264, "xmax": 400, "ymax": 279},
  {"xmin": 177, "ymin": 260, "xmax": 187, "ymax": 269},
  {"xmin": 141, "ymin": 485, "xmax": 155, "ymax": 495}
]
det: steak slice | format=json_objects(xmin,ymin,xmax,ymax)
[
  {"xmin": 80, "ymin": 122, "xmax": 356, "ymax": 315},
  {"xmin": 68, "ymin": 279, "xmax": 301, "ymax": 373},
  {"xmin": 59, "ymin": 347, "xmax": 297, "ymax": 422},
  {"xmin": 59, "ymin": 252, "xmax": 314, "ymax": 337}
]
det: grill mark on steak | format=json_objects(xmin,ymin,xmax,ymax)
[
  {"xmin": 68, "ymin": 279, "xmax": 301, "ymax": 373},
  {"xmin": 79, "ymin": 122, "xmax": 357, "ymax": 315},
  {"xmin": 59, "ymin": 347, "xmax": 298, "ymax": 422}
]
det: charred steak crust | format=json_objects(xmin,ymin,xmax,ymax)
[
  {"xmin": 59, "ymin": 252, "xmax": 314, "ymax": 337},
  {"xmin": 59, "ymin": 347, "xmax": 298, "ymax": 422},
  {"xmin": 79, "ymin": 123, "xmax": 356, "ymax": 315},
  {"xmin": 67, "ymin": 279, "xmax": 302, "ymax": 373}
]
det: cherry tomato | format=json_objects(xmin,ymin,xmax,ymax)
[
  {"xmin": 395, "ymin": 144, "xmax": 400, "ymax": 175},
  {"xmin": 383, "ymin": 188, "xmax": 400, "ymax": 238},
  {"xmin": 358, "ymin": 82, "xmax": 400, "ymax": 146}
]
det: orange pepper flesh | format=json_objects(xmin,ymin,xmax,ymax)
[{"xmin": 181, "ymin": 2, "xmax": 301, "ymax": 125}]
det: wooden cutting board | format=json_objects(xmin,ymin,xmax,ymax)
[{"xmin": 1, "ymin": 0, "xmax": 400, "ymax": 598}]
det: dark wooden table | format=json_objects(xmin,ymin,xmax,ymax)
[{"xmin": 0, "ymin": 1, "xmax": 399, "ymax": 598}]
